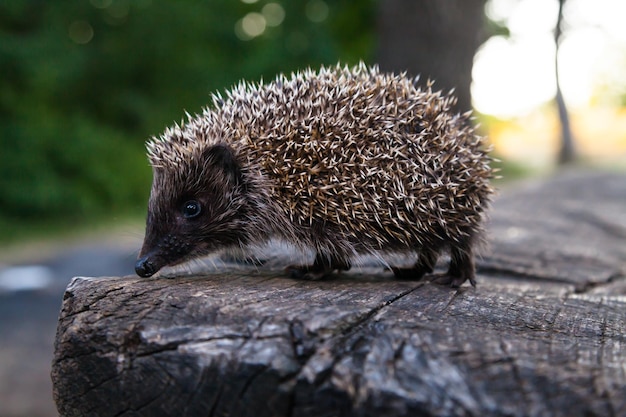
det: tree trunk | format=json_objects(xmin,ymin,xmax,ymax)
[
  {"xmin": 376, "ymin": 0, "xmax": 487, "ymax": 113},
  {"xmin": 52, "ymin": 171, "xmax": 626, "ymax": 417},
  {"xmin": 555, "ymin": 0, "xmax": 576, "ymax": 164}
]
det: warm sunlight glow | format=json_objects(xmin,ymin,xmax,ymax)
[
  {"xmin": 472, "ymin": 35, "xmax": 556, "ymax": 117},
  {"xmin": 474, "ymin": 0, "xmax": 626, "ymax": 115},
  {"xmin": 474, "ymin": 0, "xmax": 626, "ymax": 164}
]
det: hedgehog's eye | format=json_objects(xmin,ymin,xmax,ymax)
[{"xmin": 182, "ymin": 200, "xmax": 202, "ymax": 219}]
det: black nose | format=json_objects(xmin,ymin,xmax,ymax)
[{"xmin": 135, "ymin": 257, "xmax": 158, "ymax": 277}]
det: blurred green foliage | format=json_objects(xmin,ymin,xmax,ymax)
[{"xmin": 0, "ymin": 0, "xmax": 375, "ymax": 241}]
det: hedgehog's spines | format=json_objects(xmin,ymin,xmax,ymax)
[{"xmin": 145, "ymin": 62, "xmax": 493, "ymax": 257}]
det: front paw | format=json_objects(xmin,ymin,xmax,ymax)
[
  {"xmin": 430, "ymin": 273, "xmax": 476, "ymax": 288},
  {"xmin": 285, "ymin": 265, "xmax": 327, "ymax": 281},
  {"xmin": 390, "ymin": 266, "xmax": 428, "ymax": 281}
]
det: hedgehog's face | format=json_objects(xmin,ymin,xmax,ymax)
[{"xmin": 135, "ymin": 144, "xmax": 249, "ymax": 277}]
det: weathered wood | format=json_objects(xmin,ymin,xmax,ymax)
[{"xmin": 51, "ymin": 171, "xmax": 626, "ymax": 417}]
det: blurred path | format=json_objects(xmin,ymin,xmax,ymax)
[{"xmin": 0, "ymin": 236, "xmax": 141, "ymax": 417}]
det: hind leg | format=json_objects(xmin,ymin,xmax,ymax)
[
  {"xmin": 432, "ymin": 240, "xmax": 476, "ymax": 288},
  {"xmin": 286, "ymin": 253, "xmax": 351, "ymax": 281},
  {"xmin": 392, "ymin": 247, "xmax": 440, "ymax": 281}
]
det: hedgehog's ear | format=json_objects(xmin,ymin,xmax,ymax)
[{"xmin": 204, "ymin": 144, "xmax": 244, "ymax": 186}]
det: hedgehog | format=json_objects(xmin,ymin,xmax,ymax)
[{"xmin": 135, "ymin": 63, "xmax": 494, "ymax": 287}]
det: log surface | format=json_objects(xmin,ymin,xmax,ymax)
[{"xmin": 51, "ymin": 171, "xmax": 626, "ymax": 417}]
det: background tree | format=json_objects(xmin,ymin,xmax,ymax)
[
  {"xmin": 555, "ymin": 0, "xmax": 576, "ymax": 164},
  {"xmin": 376, "ymin": 0, "xmax": 487, "ymax": 113}
]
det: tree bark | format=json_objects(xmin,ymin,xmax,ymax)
[
  {"xmin": 376, "ymin": 0, "xmax": 487, "ymax": 113},
  {"xmin": 52, "ymin": 171, "xmax": 626, "ymax": 417}
]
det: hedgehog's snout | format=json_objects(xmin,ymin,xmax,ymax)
[
  {"xmin": 135, "ymin": 234, "xmax": 192, "ymax": 277},
  {"xmin": 135, "ymin": 256, "xmax": 159, "ymax": 278}
]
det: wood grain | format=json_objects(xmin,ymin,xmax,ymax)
[{"xmin": 51, "ymin": 171, "xmax": 626, "ymax": 417}]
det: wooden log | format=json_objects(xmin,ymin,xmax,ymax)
[{"xmin": 51, "ymin": 171, "xmax": 626, "ymax": 417}]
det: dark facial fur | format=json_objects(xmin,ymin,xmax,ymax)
[{"xmin": 135, "ymin": 144, "xmax": 251, "ymax": 277}]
